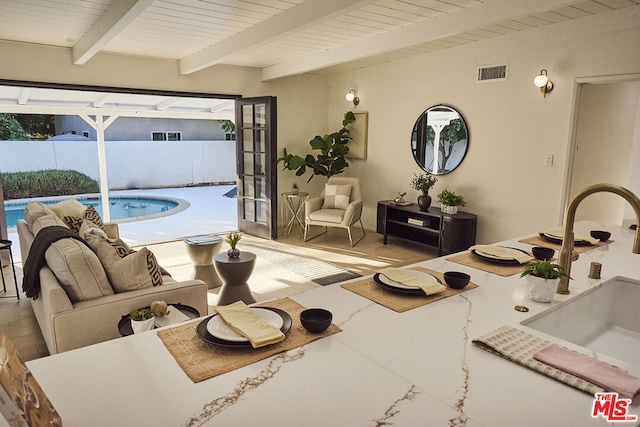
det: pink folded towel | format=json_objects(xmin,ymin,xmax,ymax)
[{"xmin": 534, "ymin": 344, "xmax": 640, "ymax": 399}]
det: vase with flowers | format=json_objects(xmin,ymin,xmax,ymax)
[
  {"xmin": 226, "ymin": 232, "xmax": 242, "ymax": 258},
  {"xmin": 411, "ymin": 173, "xmax": 438, "ymax": 211}
]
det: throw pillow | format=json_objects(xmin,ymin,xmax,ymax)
[
  {"xmin": 23, "ymin": 202, "xmax": 56, "ymax": 231},
  {"xmin": 104, "ymin": 248, "xmax": 161, "ymax": 292},
  {"xmin": 49, "ymin": 199, "xmax": 86, "ymax": 221},
  {"xmin": 63, "ymin": 204, "xmax": 104, "ymax": 234},
  {"xmin": 85, "ymin": 234, "xmax": 163, "ymax": 292},
  {"xmin": 31, "ymin": 214, "xmax": 69, "ymax": 236},
  {"xmin": 323, "ymin": 184, "xmax": 352, "ymax": 209},
  {"xmin": 44, "ymin": 238, "xmax": 114, "ymax": 303}
]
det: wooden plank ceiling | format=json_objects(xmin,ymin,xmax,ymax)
[{"xmin": 0, "ymin": 0, "xmax": 638, "ymax": 82}]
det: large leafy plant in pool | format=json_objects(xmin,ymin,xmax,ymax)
[{"xmin": 277, "ymin": 111, "xmax": 356, "ymax": 183}]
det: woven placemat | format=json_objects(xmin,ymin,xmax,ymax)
[
  {"xmin": 519, "ymin": 235, "xmax": 613, "ymax": 254},
  {"xmin": 157, "ymin": 298, "xmax": 341, "ymax": 383},
  {"xmin": 447, "ymin": 252, "xmax": 527, "ymax": 277},
  {"xmin": 340, "ymin": 267, "xmax": 478, "ymax": 313}
]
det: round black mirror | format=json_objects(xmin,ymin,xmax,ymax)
[{"xmin": 411, "ymin": 105, "xmax": 469, "ymax": 175}]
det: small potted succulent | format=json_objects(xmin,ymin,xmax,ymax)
[
  {"xmin": 410, "ymin": 173, "xmax": 438, "ymax": 211},
  {"xmin": 129, "ymin": 308, "xmax": 154, "ymax": 333},
  {"xmin": 226, "ymin": 232, "xmax": 242, "ymax": 258},
  {"xmin": 520, "ymin": 260, "xmax": 571, "ymax": 303},
  {"xmin": 292, "ymin": 182, "xmax": 299, "ymax": 195},
  {"xmin": 437, "ymin": 189, "xmax": 466, "ymax": 214}
]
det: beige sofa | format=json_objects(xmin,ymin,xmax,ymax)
[{"xmin": 17, "ymin": 201, "xmax": 208, "ymax": 355}]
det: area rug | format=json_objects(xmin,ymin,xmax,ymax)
[{"xmin": 242, "ymin": 240, "xmax": 361, "ymax": 285}]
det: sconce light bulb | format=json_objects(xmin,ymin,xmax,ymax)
[
  {"xmin": 534, "ymin": 74, "xmax": 548, "ymax": 88},
  {"xmin": 345, "ymin": 90, "xmax": 356, "ymax": 102}
]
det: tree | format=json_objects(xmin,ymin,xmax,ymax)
[
  {"xmin": 277, "ymin": 112, "xmax": 356, "ymax": 182},
  {"xmin": 0, "ymin": 114, "xmax": 29, "ymax": 140},
  {"xmin": 427, "ymin": 118, "xmax": 467, "ymax": 173},
  {"xmin": 15, "ymin": 114, "xmax": 55, "ymax": 139}
]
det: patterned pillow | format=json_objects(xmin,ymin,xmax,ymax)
[
  {"xmin": 323, "ymin": 184, "xmax": 352, "ymax": 209},
  {"xmin": 84, "ymin": 234, "xmax": 163, "ymax": 291},
  {"xmin": 104, "ymin": 248, "xmax": 162, "ymax": 292},
  {"xmin": 64, "ymin": 204, "xmax": 104, "ymax": 234}
]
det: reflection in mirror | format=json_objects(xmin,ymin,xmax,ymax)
[{"xmin": 411, "ymin": 105, "xmax": 469, "ymax": 175}]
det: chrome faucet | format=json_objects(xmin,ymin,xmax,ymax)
[{"xmin": 557, "ymin": 183, "xmax": 640, "ymax": 294}]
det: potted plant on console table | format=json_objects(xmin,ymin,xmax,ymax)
[
  {"xmin": 411, "ymin": 172, "xmax": 438, "ymax": 211},
  {"xmin": 520, "ymin": 260, "xmax": 571, "ymax": 303},
  {"xmin": 437, "ymin": 189, "xmax": 466, "ymax": 214}
]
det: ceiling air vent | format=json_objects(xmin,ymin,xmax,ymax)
[{"xmin": 477, "ymin": 64, "xmax": 508, "ymax": 82}]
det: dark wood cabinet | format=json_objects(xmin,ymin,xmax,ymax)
[{"xmin": 377, "ymin": 201, "xmax": 477, "ymax": 256}]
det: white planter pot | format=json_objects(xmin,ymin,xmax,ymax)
[
  {"xmin": 525, "ymin": 275, "xmax": 558, "ymax": 303},
  {"xmin": 442, "ymin": 205, "xmax": 458, "ymax": 215},
  {"xmin": 131, "ymin": 317, "xmax": 155, "ymax": 334}
]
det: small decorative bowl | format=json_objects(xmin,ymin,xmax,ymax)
[
  {"xmin": 532, "ymin": 246, "xmax": 555, "ymax": 261},
  {"xmin": 590, "ymin": 230, "xmax": 611, "ymax": 241},
  {"xmin": 443, "ymin": 271, "xmax": 470, "ymax": 289},
  {"xmin": 300, "ymin": 308, "xmax": 332, "ymax": 333}
]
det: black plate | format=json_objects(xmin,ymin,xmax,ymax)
[
  {"xmin": 538, "ymin": 232, "xmax": 592, "ymax": 246},
  {"xmin": 471, "ymin": 249, "xmax": 522, "ymax": 265},
  {"xmin": 118, "ymin": 303, "xmax": 200, "ymax": 336},
  {"xmin": 196, "ymin": 307, "xmax": 292, "ymax": 348},
  {"xmin": 372, "ymin": 273, "xmax": 441, "ymax": 295}
]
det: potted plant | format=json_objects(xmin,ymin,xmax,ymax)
[
  {"xmin": 410, "ymin": 173, "xmax": 438, "ymax": 211},
  {"xmin": 277, "ymin": 112, "xmax": 356, "ymax": 183},
  {"xmin": 129, "ymin": 308, "xmax": 154, "ymax": 333},
  {"xmin": 520, "ymin": 260, "xmax": 571, "ymax": 303},
  {"xmin": 437, "ymin": 189, "xmax": 466, "ymax": 214},
  {"xmin": 226, "ymin": 232, "xmax": 242, "ymax": 258},
  {"xmin": 291, "ymin": 182, "xmax": 299, "ymax": 195}
]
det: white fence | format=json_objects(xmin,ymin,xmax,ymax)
[{"xmin": 0, "ymin": 140, "xmax": 236, "ymax": 189}]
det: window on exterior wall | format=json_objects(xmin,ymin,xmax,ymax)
[
  {"xmin": 82, "ymin": 131, "xmax": 89, "ymax": 137},
  {"xmin": 167, "ymin": 132, "xmax": 181, "ymax": 141},
  {"xmin": 152, "ymin": 131, "xmax": 182, "ymax": 141}
]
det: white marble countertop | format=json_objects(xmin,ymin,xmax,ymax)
[{"xmin": 24, "ymin": 221, "xmax": 640, "ymax": 426}]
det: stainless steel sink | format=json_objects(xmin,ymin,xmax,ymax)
[{"xmin": 521, "ymin": 276, "xmax": 640, "ymax": 365}]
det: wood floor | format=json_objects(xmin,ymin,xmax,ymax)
[{"xmin": 0, "ymin": 227, "xmax": 436, "ymax": 361}]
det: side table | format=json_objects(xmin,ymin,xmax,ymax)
[
  {"xmin": 214, "ymin": 251, "xmax": 257, "ymax": 305},
  {"xmin": 281, "ymin": 191, "xmax": 309, "ymax": 235},
  {"xmin": 184, "ymin": 235, "xmax": 223, "ymax": 289},
  {"xmin": 0, "ymin": 239, "xmax": 19, "ymax": 300}
]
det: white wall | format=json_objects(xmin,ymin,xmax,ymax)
[
  {"xmin": 326, "ymin": 6, "xmax": 640, "ymax": 244},
  {"xmin": 570, "ymin": 81, "xmax": 640, "ymax": 224},
  {"xmin": 0, "ymin": 140, "xmax": 236, "ymax": 189}
]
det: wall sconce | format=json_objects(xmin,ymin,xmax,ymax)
[
  {"xmin": 345, "ymin": 89, "xmax": 360, "ymax": 106},
  {"xmin": 534, "ymin": 69, "xmax": 554, "ymax": 97}
]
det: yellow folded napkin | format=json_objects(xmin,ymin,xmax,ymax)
[
  {"xmin": 378, "ymin": 267, "xmax": 446, "ymax": 296},
  {"xmin": 541, "ymin": 230, "xmax": 599, "ymax": 245},
  {"xmin": 213, "ymin": 301, "xmax": 285, "ymax": 348},
  {"xmin": 469, "ymin": 245, "xmax": 534, "ymax": 264}
]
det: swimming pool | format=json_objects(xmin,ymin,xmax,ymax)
[{"xmin": 3, "ymin": 195, "xmax": 189, "ymax": 229}]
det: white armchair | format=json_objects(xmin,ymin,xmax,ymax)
[{"xmin": 304, "ymin": 176, "xmax": 365, "ymax": 246}]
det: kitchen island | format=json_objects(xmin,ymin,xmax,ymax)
[{"xmin": 22, "ymin": 221, "xmax": 640, "ymax": 426}]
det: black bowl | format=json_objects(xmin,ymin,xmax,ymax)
[
  {"xmin": 443, "ymin": 271, "xmax": 470, "ymax": 289},
  {"xmin": 590, "ymin": 230, "xmax": 611, "ymax": 241},
  {"xmin": 300, "ymin": 308, "xmax": 332, "ymax": 333},
  {"xmin": 532, "ymin": 246, "xmax": 555, "ymax": 260}
]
